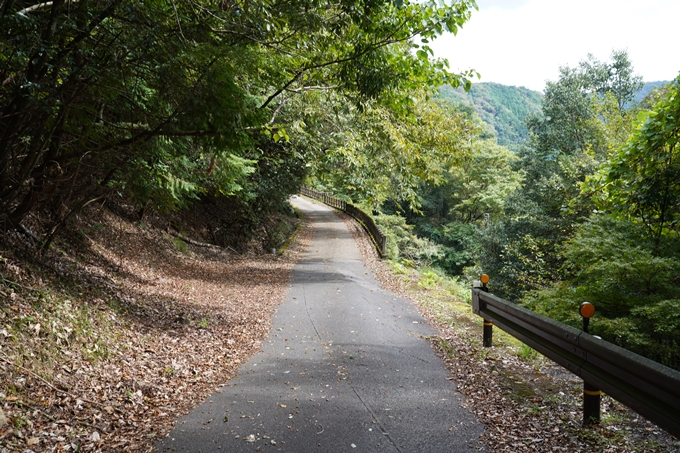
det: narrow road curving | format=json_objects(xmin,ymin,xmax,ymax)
[{"xmin": 155, "ymin": 196, "xmax": 484, "ymax": 452}]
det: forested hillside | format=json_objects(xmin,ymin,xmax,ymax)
[
  {"xmin": 326, "ymin": 50, "xmax": 680, "ymax": 371},
  {"xmin": 438, "ymin": 80, "xmax": 668, "ymax": 152},
  {"xmin": 439, "ymin": 82, "xmax": 542, "ymax": 150},
  {"xmin": 634, "ymin": 80, "xmax": 671, "ymax": 103}
]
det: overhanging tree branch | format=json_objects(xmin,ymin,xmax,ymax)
[
  {"xmin": 16, "ymin": 0, "xmax": 77, "ymax": 15},
  {"xmin": 260, "ymin": 71, "xmax": 303, "ymax": 109}
]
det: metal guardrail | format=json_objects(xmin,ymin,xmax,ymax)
[
  {"xmin": 300, "ymin": 187, "xmax": 387, "ymax": 258},
  {"xmin": 472, "ymin": 288, "xmax": 680, "ymax": 437}
]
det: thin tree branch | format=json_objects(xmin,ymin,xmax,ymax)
[
  {"xmin": 285, "ymin": 85, "xmax": 339, "ymax": 93},
  {"xmin": 260, "ymin": 71, "xmax": 302, "ymax": 109},
  {"xmin": 16, "ymin": 0, "xmax": 78, "ymax": 15},
  {"xmin": 170, "ymin": 0, "xmax": 187, "ymax": 44},
  {"xmin": 267, "ymin": 97, "xmax": 289, "ymax": 125}
]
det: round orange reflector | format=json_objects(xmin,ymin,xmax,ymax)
[
  {"xmin": 480, "ymin": 274, "xmax": 490, "ymax": 284},
  {"xmin": 579, "ymin": 302, "xmax": 595, "ymax": 319}
]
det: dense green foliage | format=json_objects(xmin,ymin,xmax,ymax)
[
  {"xmin": 475, "ymin": 52, "xmax": 642, "ymax": 301},
  {"xmin": 396, "ymin": 138, "xmax": 523, "ymax": 275},
  {"xmin": 523, "ymin": 214, "xmax": 680, "ymax": 367},
  {"xmin": 3, "ymin": 1, "xmax": 679, "ymax": 370},
  {"xmin": 365, "ymin": 48, "xmax": 680, "ymax": 369},
  {"xmin": 489, "ymin": 72, "xmax": 680, "ymax": 368},
  {"xmin": 439, "ymin": 82, "xmax": 542, "ymax": 150},
  {"xmin": 300, "ymin": 91, "xmax": 478, "ymax": 210},
  {"xmin": 593, "ymin": 77, "xmax": 680, "ymax": 243},
  {"xmin": 0, "ymin": 0, "xmax": 478, "ymax": 245}
]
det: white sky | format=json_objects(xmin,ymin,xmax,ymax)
[{"xmin": 429, "ymin": 0, "xmax": 680, "ymax": 92}]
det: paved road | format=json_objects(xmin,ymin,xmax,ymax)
[{"xmin": 155, "ymin": 196, "xmax": 484, "ymax": 452}]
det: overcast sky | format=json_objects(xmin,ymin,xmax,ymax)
[{"xmin": 429, "ymin": 0, "xmax": 680, "ymax": 92}]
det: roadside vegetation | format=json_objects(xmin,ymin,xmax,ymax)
[
  {"xmin": 349, "ymin": 228, "xmax": 680, "ymax": 452},
  {"xmin": 327, "ymin": 52, "xmax": 680, "ymax": 372}
]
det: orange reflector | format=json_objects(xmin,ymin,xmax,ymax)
[
  {"xmin": 579, "ymin": 302, "xmax": 595, "ymax": 319},
  {"xmin": 480, "ymin": 274, "xmax": 490, "ymax": 284}
]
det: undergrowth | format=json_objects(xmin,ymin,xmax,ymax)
[{"xmin": 1, "ymin": 266, "xmax": 122, "ymax": 390}]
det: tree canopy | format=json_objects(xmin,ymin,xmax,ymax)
[
  {"xmin": 0, "ymin": 0, "xmax": 478, "ymax": 243},
  {"xmin": 593, "ymin": 76, "xmax": 680, "ymax": 244}
]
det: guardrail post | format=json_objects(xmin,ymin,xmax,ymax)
[
  {"xmin": 479, "ymin": 274, "xmax": 492, "ymax": 347},
  {"xmin": 580, "ymin": 302, "xmax": 600, "ymax": 425},
  {"xmin": 583, "ymin": 381, "xmax": 601, "ymax": 425},
  {"xmin": 483, "ymin": 319, "xmax": 493, "ymax": 348},
  {"xmin": 471, "ymin": 286, "xmax": 680, "ymax": 436}
]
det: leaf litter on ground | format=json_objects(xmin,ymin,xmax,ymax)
[
  {"xmin": 0, "ymin": 200, "xmax": 311, "ymax": 452},
  {"xmin": 1, "ymin": 198, "xmax": 678, "ymax": 452}
]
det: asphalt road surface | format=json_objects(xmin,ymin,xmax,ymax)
[{"xmin": 155, "ymin": 196, "xmax": 484, "ymax": 452}]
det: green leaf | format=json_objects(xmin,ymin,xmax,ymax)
[{"xmin": 636, "ymin": 110, "xmax": 650, "ymax": 123}]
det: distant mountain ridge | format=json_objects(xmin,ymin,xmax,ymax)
[
  {"xmin": 635, "ymin": 81, "xmax": 671, "ymax": 104},
  {"xmin": 439, "ymin": 82, "xmax": 542, "ymax": 151},
  {"xmin": 441, "ymin": 80, "xmax": 672, "ymax": 151}
]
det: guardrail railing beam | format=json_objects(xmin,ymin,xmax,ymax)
[
  {"xmin": 472, "ymin": 286, "xmax": 680, "ymax": 436},
  {"xmin": 299, "ymin": 187, "xmax": 387, "ymax": 258}
]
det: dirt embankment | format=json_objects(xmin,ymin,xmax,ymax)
[{"xmin": 0, "ymin": 200, "xmax": 310, "ymax": 452}]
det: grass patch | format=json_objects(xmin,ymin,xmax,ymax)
[
  {"xmin": 385, "ymin": 259, "xmax": 536, "ymax": 357},
  {"xmin": 172, "ymin": 236, "xmax": 189, "ymax": 254},
  {"xmin": 275, "ymin": 207, "xmax": 303, "ymax": 255},
  {"xmin": 518, "ymin": 343, "xmax": 539, "ymax": 362},
  {"xmin": 1, "ymin": 280, "xmax": 122, "ymax": 390},
  {"xmin": 437, "ymin": 338, "xmax": 457, "ymax": 360},
  {"xmin": 501, "ymin": 369, "xmax": 536, "ymax": 402}
]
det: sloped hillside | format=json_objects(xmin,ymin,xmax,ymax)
[
  {"xmin": 440, "ymin": 82, "xmax": 543, "ymax": 150},
  {"xmin": 0, "ymin": 199, "xmax": 308, "ymax": 452},
  {"xmin": 634, "ymin": 80, "xmax": 671, "ymax": 104}
]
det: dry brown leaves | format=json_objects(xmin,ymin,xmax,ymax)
[
  {"xmin": 2, "ymin": 201, "xmax": 678, "ymax": 453},
  {"xmin": 0, "ymin": 203, "xmax": 312, "ymax": 452}
]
